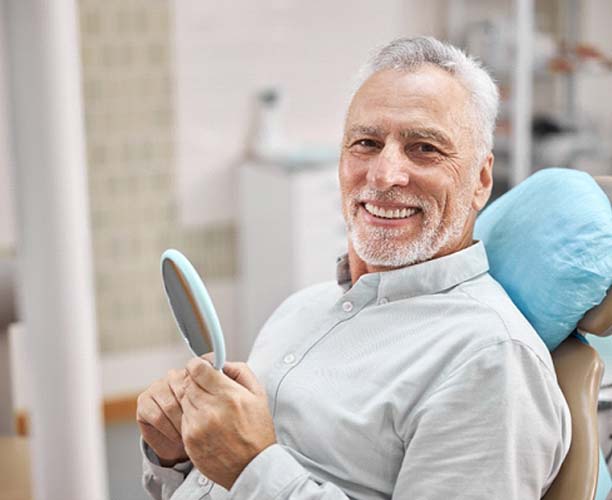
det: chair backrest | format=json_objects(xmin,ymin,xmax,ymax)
[
  {"xmin": 543, "ymin": 338, "xmax": 604, "ymax": 500},
  {"xmin": 543, "ymin": 175, "xmax": 612, "ymax": 500},
  {"xmin": 577, "ymin": 177, "xmax": 612, "ymax": 339}
]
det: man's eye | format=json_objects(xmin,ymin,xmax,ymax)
[
  {"xmin": 414, "ymin": 143, "xmax": 439, "ymax": 154},
  {"xmin": 351, "ymin": 139, "xmax": 380, "ymax": 150}
]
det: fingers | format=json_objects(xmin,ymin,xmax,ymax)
[
  {"xmin": 136, "ymin": 390, "xmax": 182, "ymax": 444},
  {"xmin": 150, "ymin": 375, "xmax": 184, "ymax": 435},
  {"xmin": 167, "ymin": 368, "xmax": 187, "ymax": 405},
  {"xmin": 183, "ymin": 376, "xmax": 214, "ymax": 410},
  {"xmin": 200, "ymin": 352, "xmax": 215, "ymax": 365},
  {"xmin": 181, "ymin": 385, "xmax": 199, "ymax": 417},
  {"xmin": 222, "ymin": 362, "xmax": 264, "ymax": 395},
  {"xmin": 186, "ymin": 357, "xmax": 235, "ymax": 396},
  {"xmin": 186, "ymin": 357, "xmax": 264, "ymax": 398},
  {"xmin": 137, "ymin": 369, "xmax": 186, "ymax": 439},
  {"xmin": 180, "ymin": 386, "xmax": 203, "ymax": 434}
]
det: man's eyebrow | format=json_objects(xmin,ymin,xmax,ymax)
[
  {"xmin": 345, "ymin": 125, "xmax": 453, "ymax": 147},
  {"xmin": 400, "ymin": 128, "xmax": 453, "ymax": 147},
  {"xmin": 345, "ymin": 125, "xmax": 386, "ymax": 139}
]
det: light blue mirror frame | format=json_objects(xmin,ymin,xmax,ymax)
[{"xmin": 160, "ymin": 249, "xmax": 226, "ymax": 370}]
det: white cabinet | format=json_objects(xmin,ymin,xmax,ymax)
[{"xmin": 238, "ymin": 161, "xmax": 346, "ymax": 350}]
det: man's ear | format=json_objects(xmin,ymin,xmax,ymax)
[{"xmin": 471, "ymin": 153, "xmax": 494, "ymax": 211}]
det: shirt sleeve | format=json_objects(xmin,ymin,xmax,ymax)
[
  {"xmin": 141, "ymin": 438, "xmax": 193, "ymax": 500},
  {"xmin": 391, "ymin": 340, "xmax": 571, "ymax": 500},
  {"xmin": 228, "ymin": 445, "xmax": 351, "ymax": 500}
]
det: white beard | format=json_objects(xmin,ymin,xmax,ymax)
[{"xmin": 345, "ymin": 187, "xmax": 472, "ymax": 267}]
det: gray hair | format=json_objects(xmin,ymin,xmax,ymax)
[{"xmin": 353, "ymin": 36, "xmax": 499, "ymax": 159}]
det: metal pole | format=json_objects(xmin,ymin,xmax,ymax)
[
  {"xmin": 0, "ymin": 256, "xmax": 16, "ymax": 435},
  {"xmin": 0, "ymin": 0, "xmax": 17, "ymax": 439},
  {"xmin": 564, "ymin": 0, "xmax": 579, "ymax": 125},
  {"xmin": 3, "ymin": 1, "xmax": 108, "ymax": 498},
  {"xmin": 511, "ymin": 0, "xmax": 534, "ymax": 186}
]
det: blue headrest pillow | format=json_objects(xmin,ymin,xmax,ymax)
[{"xmin": 474, "ymin": 168, "xmax": 612, "ymax": 351}]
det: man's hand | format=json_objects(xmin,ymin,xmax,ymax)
[
  {"xmin": 181, "ymin": 357, "xmax": 277, "ymax": 490},
  {"xmin": 136, "ymin": 368, "xmax": 189, "ymax": 467}
]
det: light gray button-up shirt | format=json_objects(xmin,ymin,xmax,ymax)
[{"xmin": 143, "ymin": 242, "xmax": 571, "ymax": 500}]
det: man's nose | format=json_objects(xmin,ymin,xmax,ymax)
[{"xmin": 366, "ymin": 145, "xmax": 410, "ymax": 191}]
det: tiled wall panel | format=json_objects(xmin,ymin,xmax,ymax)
[{"xmin": 79, "ymin": 0, "xmax": 235, "ymax": 353}]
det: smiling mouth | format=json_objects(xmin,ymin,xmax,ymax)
[{"xmin": 362, "ymin": 202, "xmax": 421, "ymax": 220}]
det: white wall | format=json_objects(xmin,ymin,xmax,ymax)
[
  {"xmin": 173, "ymin": 0, "xmax": 444, "ymax": 226},
  {"xmin": 576, "ymin": 0, "xmax": 612, "ymax": 176},
  {"xmin": 0, "ymin": 1, "xmax": 16, "ymax": 252}
]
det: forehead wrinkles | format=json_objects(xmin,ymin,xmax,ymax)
[
  {"xmin": 346, "ymin": 71, "xmax": 477, "ymax": 150},
  {"xmin": 345, "ymin": 124, "xmax": 453, "ymax": 145},
  {"xmin": 445, "ymin": 99, "xmax": 477, "ymax": 140},
  {"xmin": 344, "ymin": 103, "xmax": 468, "ymax": 150}
]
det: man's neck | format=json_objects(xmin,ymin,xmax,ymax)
[
  {"xmin": 347, "ymin": 246, "xmax": 370, "ymax": 285},
  {"xmin": 347, "ymin": 235, "xmax": 475, "ymax": 285}
]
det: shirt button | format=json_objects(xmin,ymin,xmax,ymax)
[
  {"xmin": 283, "ymin": 353, "xmax": 296, "ymax": 365},
  {"xmin": 379, "ymin": 297, "xmax": 389, "ymax": 305},
  {"xmin": 342, "ymin": 301, "xmax": 353, "ymax": 312},
  {"xmin": 198, "ymin": 475, "xmax": 210, "ymax": 487}
]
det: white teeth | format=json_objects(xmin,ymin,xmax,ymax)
[{"xmin": 364, "ymin": 203, "xmax": 418, "ymax": 219}]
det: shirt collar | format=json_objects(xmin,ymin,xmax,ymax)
[{"xmin": 336, "ymin": 241, "xmax": 489, "ymax": 301}]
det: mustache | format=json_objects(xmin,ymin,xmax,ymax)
[{"xmin": 354, "ymin": 188, "xmax": 429, "ymax": 208}]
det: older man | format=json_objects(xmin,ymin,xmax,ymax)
[{"xmin": 138, "ymin": 37, "xmax": 571, "ymax": 500}]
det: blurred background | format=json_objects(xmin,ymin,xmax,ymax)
[{"xmin": 1, "ymin": 0, "xmax": 612, "ymax": 499}]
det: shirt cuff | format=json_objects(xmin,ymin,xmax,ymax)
[
  {"xmin": 141, "ymin": 437, "xmax": 193, "ymax": 479},
  {"xmin": 228, "ymin": 444, "xmax": 308, "ymax": 500}
]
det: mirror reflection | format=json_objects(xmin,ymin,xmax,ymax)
[{"xmin": 161, "ymin": 258, "xmax": 214, "ymax": 358}]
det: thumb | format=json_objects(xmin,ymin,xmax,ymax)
[{"xmin": 222, "ymin": 362, "xmax": 263, "ymax": 395}]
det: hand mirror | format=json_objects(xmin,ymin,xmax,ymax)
[{"xmin": 160, "ymin": 249, "xmax": 226, "ymax": 370}]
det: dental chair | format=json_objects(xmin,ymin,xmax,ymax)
[
  {"xmin": 475, "ymin": 170, "xmax": 612, "ymax": 500},
  {"xmin": 543, "ymin": 176, "xmax": 612, "ymax": 500}
]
